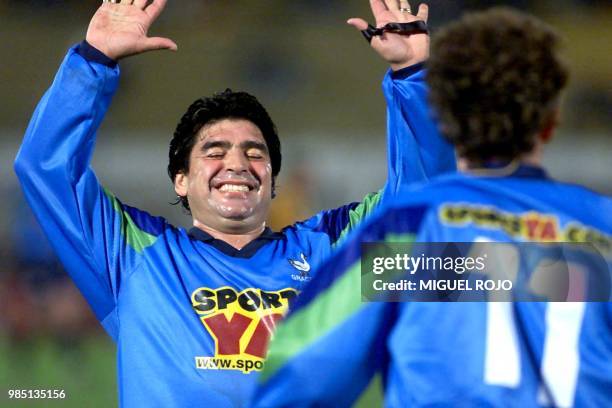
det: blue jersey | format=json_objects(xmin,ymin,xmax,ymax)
[
  {"xmin": 13, "ymin": 43, "xmax": 454, "ymax": 407},
  {"xmin": 255, "ymin": 165, "xmax": 612, "ymax": 407}
]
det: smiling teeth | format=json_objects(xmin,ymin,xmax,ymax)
[{"xmin": 219, "ymin": 184, "xmax": 249, "ymax": 192}]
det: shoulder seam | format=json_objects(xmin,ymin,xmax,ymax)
[{"xmin": 332, "ymin": 190, "xmax": 383, "ymax": 248}]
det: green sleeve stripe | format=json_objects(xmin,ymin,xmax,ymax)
[
  {"xmin": 355, "ymin": 375, "xmax": 384, "ymax": 408},
  {"xmin": 261, "ymin": 260, "xmax": 362, "ymax": 381},
  {"xmin": 103, "ymin": 188, "xmax": 158, "ymax": 254},
  {"xmin": 262, "ymin": 232, "xmax": 416, "ymax": 381},
  {"xmin": 333, "ymin": 191, "xmax": 383, "ymax": 248}
]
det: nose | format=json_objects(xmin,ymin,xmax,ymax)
[{"xmin": 224, "ymin": 148, "xmax": 249, "ymax": 173}]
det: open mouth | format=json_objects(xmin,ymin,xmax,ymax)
[
  {"xmin": 211, "ymin": 172, "xmax": 259, "ymax": 195},
  {"xmin": 211, "ymin": 179, "xmax": 258, "ymax": 194},
  {"xmin": 218, "ymin": 184, "xmax": 251, "ymax": 193}
]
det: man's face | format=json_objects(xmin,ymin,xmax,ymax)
[{"xmin": 174, "ymin": 118, "xmax": 273, "ymax": 233}]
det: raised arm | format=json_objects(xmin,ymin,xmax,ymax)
[
  {"xmin": 298, "ymin": 2, "xmax": 454, "ymax": 247},
  {"xmin": 349, "ymin": 1, "xmax": 455, "ymax": 195},
  {"xmin": 13, "ymin": 0, "xmax": 174, "ymax": 338}
]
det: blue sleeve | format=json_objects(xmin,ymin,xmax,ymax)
[
  {"xmin": 298, "ymin": 64, "xmax": 455, "ymax": 246},
  {"xmin": 13, "ymin": 45, "xmax": 164, "ymax": 339},
  {"xmin": 382, "ymin": 63, "xmax": 456, "ymax": 199},
  {"xmin": 254, "ymin": 201, "xmax": 429, "ymax": 406},
  {"xmin": 253, "ymin": 209, "xmax": 397, "ymax": 406},
  {"xmin": 253, "ymin": 303, "xmax": 392, "ymax": 407}
]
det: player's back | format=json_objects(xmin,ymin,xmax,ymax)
[{"xmin": 383, "ymin": 166, "xmax": 612, "ymax": 407}]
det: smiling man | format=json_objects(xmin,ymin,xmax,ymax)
[
  {"xmin": 182, "ymin": 120, "xmax": 270, "ymax": 232},
  {"xmin": 14, "ymin": 0, "xmax": 454, "ymax": 406},
  {"xmin": 169, "ymin": 94, "xmax": 281, "ymax": 248}
]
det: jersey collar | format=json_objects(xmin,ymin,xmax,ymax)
[
  {"xmin": 466, "ymin": 161, "xmax": 549, "ymax": 180},
  {"xmin": 511, "ymin": 164, "xmax": 549, "ymax": 179},
  {"xmin": 188, "ymin": 227, "xmax": 284, "ymax": 258}
]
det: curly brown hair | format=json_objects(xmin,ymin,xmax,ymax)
[{"xmin": 426, "ymin": 7, "xmax": 569, "ymax": 164}]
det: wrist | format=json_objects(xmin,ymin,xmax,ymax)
[
  {"xmin": 391, "ymin": 57, "xmax": 427, "ymax": 72},
  {"xmin": 84, "ymin": 31, "xmax": 120, "ymax": 61},
  {"xmin": 77, "ymin": 40, "xmax": 118, "ymax": 67},
  {"xmin": 391, "ymin": 61, "xmax": 414, "ymax": 71},
  {"xmin": 390, "ymin": 62, "xmax": 425, "ymax": 79},
  {"xmin": 391, "ymin": 39, "xmax": 429, "ymax": 71}
]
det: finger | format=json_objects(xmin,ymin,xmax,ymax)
[
  {"xmin": 397, "ymin": 0, "xmax": 414, "ymax": 22},
  {"xmin": 383, "ymin": 0, "xmax": 399, "ymax": 13},
  {"xmin": 416, "ymin": 3, "xmax": 429, "ymax": 22},
  {"xmin": 144, "ymin": 0, "xmax": 168, "ymax": 21},
  {"xmin": 370, "ymin": 0, "xmax": 388, "ymax": 25},
  {"xmin": 384, "ymin": 0, "xmax": 405, "ymax": 22},
  {"xmin": 141, "ymin": 36, "xmax": 177, "ymax": 53},
  {"xmin": 383, "ymin": 0, "xmax": 397, "ymax": 10},
  {"xmin": 399, "ymin": 0, "xmax": 412, "ymax": 14},
  {"xmin": 347, "ymin": 18, "xmax": 369, "ymax": 31},
  {"xmin": 133, "ymin": 0, "xmax": 148, "ymax": 9}
]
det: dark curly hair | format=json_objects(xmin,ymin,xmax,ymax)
[
  {"xmin": 426, "ymin": 7, "xmax": 569, "ymax": 164},
  {"xmin": 168, "ymin": 89, "xmax": 281, "ymax": 211}
]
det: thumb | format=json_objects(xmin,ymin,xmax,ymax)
[
  {"xmin": 347, "ymin": 18, "xmax": 369, "ymax": 31},
  {"xmin": 141, "ymin": 37, "xmax": 178, "ymax": 53},
  {"xmin": 416, "ymin": 3, "xmax": 429, "ymax": 22}
]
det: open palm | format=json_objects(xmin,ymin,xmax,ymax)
[
  {"xmin": 348, "ymin": 0, "xmax": 429, "ymax": 70},
  {"xmin": 86, "ymin": 0, "xmax": 176, "ymax": 60}
]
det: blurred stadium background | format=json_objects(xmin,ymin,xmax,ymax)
[{"xmin": 1, "ymin": 0, "xmax": 610, "ymax": 406}]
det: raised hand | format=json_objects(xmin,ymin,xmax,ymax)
[
  {"xmin": 348, "ymin": 0, "xmax": 429, "ymax": 70},
  {"xmin": 86, "ymin": 0, "xmax": 177, "ymax": 61}
]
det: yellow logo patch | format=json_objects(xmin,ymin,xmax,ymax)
[{"xmin": 191, "ymin": 287, "xmax": 297, "ymax": 373}]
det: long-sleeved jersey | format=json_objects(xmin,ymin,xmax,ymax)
[
  {"xmin": 255, "ymin": 165, "xmax": 612, "ymax": 407},
  {"xmin": 13, "ymin": 43, "xmax": 454, "ymax": 407}
]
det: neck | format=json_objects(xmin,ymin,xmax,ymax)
[
  {"xmin": 193, "ymin": 221, "xmax": 266, "ymax": 250},
  {"xmin": 458, "ymin": 144, "xmax": 544, "ymax": 173}
]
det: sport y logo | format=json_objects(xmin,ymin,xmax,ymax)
[{"xmin": 191, "ymin": 287, "xmax": 297, "ymax": 373}]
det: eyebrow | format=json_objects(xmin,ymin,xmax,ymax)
[
  {"xmin": 201, "ymin": 140, "xmax": 268, "ymax": 153},
  {"xmin": 240, "ymin": 141, "xmax": 269, "ymax": 153},
  {"xmin": 201, "ymin": 140, "xmax": 232, "ymax": 151}
]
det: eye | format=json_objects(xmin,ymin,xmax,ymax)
[
  {"xmin": 206, "ymin": 150, "xmax": 224, "ymax": 159},
  {"xmin": 246, "ymin": 149, "xmax": 265, "ymax": 160}
]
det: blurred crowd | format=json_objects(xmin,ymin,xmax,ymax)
[{"xmin": 0, "ymin": 191, "xmax": 97, "ymax": 345}]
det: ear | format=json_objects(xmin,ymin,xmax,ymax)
[
  {"xmin": 539, "ymin": 121, "xmax": 555, "ymax": 144},
  {"xmin": 174, "ymin": 172, "xmax": 188, "ymax": 197},
  {"xmin": 539, "ymin": 108, "xmax": 560, "ymax": 144},
  {"xmin": 271, "ymin": 176, "xmax": 277, "ymax": 199}
]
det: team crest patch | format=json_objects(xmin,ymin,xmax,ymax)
[{"xmin": 289, "ymin": 253, "xmax": 312, "ymax": 282}]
